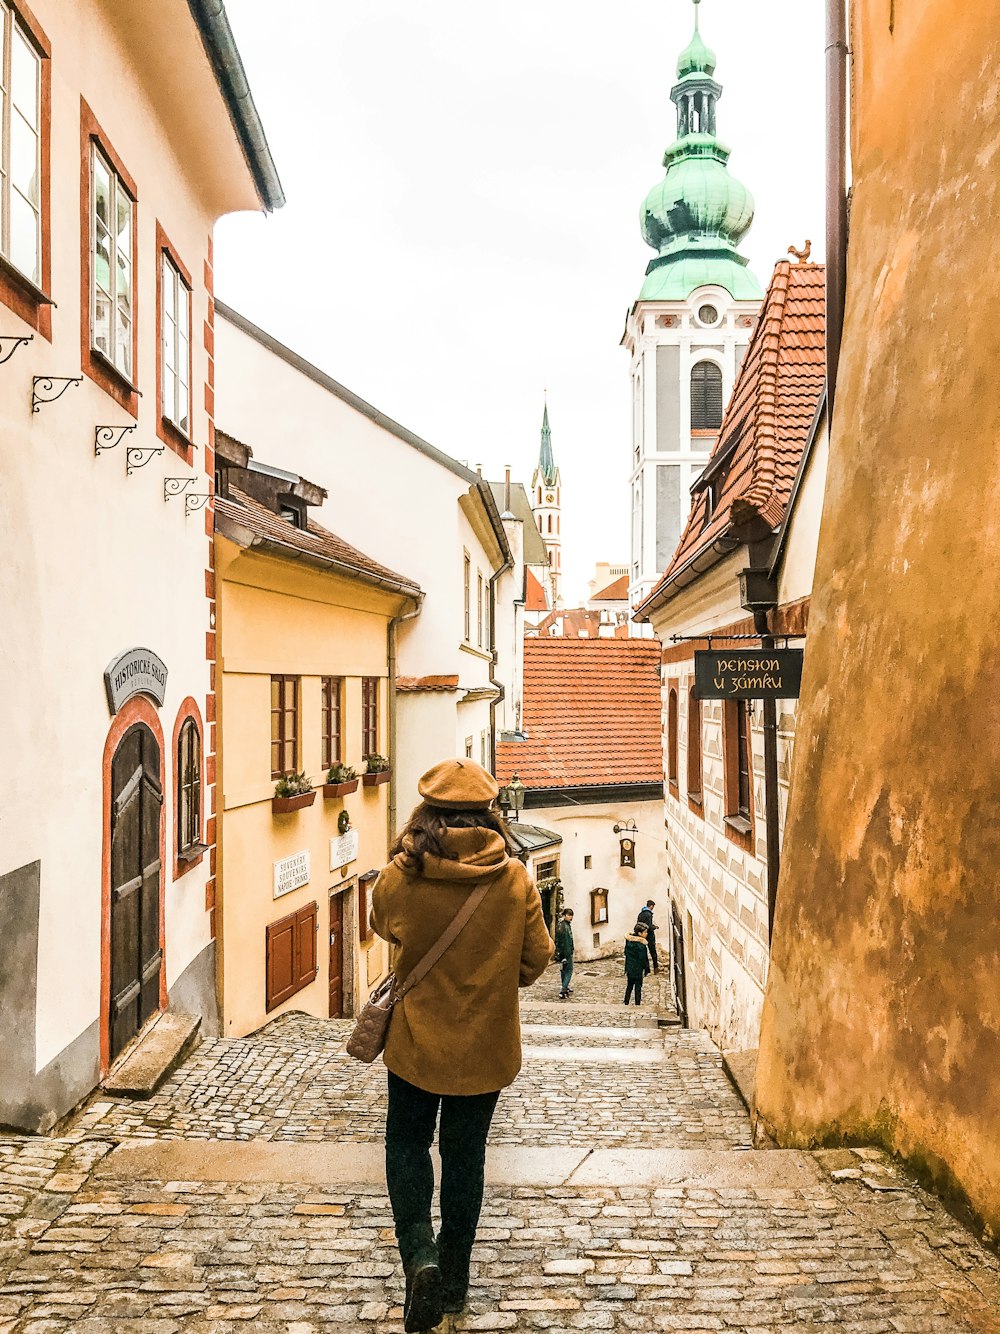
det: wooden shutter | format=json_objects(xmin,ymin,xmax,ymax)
[{"xmin": 266, "ymin": 901, "xmax": 318, "ymax": 1011}]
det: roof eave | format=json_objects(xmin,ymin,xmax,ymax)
[
  {"xmin": 216, "ymin": 509, "xmax": 423, "ymax": 603},
  {"xmin": 633, "ymin": 532, "xmax": 742, "ymax": 622},
  {"xmin": 186, "ymin": 0, "xmax": 285, "ymax": 212}
]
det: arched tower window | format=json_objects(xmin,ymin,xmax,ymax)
[
  {"xmin": 178, "ymin": 717, "xmax": 201, "ymax": 856},
  {"xmin": 691, "ymin": 361, "xmax": 724, "ymax": 430}
]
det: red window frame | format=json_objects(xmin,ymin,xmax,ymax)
[
  {"xmin": 0, "ymin": 0, "xmax": 51, "ymax": 338},
  {"xmin": 80, "ymin": 98, "xmax": 139, "ymax": 415},
  {"xmin": 270, "ymin": 675, "xmax": 299, "ymax": 778},
  {"xmin": 362, "ymin": 677, "xmax": 378, "ymax": 757},
  {"xmin": 321, "ymin": 676, "xmax": 342, "ymax": 770}
]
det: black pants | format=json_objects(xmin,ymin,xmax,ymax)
[
  {"xmin": 624, "ymin": 976, "xmax": 644, "ymax": 1006},
  {"xmin": 646, "ymin": 934, "xmax": 659, "ymax": 971},
  {"xmin": 385, "ymin": 1071, "xmax": 500, "ymax": 1270}
]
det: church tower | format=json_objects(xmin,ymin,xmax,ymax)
[
  {"xmin": 622, "ymin": 0, "xmax": 764, "ymax": 614},
  {"xmin": 530, "ymin": 401, "xmax": 562, "ymax": 606}
]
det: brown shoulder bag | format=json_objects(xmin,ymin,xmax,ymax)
[{"xmin": 345, "ymin": 879, "xmax": 491, "ymax": 1063}]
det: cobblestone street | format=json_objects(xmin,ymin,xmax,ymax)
[{"xmin": 0, "ymin": 960, "xmax": 998, "ymax": 1332}]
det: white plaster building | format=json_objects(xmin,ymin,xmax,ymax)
[
  {"xmin": 214, "ymin": 307, "xmax": 513, "ymax": 825},
  {"xmin": 0, "ymin": 0, "xmax": 282, "ymax": 1131},
  {"xmin": 634, "ymin": 260, "xmax": 827, "ymax": 1054},
  {"xmin": 622, "ymin": 4, "xmax": 764, "ymax": 617}
]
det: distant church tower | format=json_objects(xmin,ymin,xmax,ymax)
[
  {"xmin": 531, "ymin": 401, "xmax": 562, "ymax": 606},
  {"xmin": 622, "ymin": 0, "xmax": 764, "ymax": 614}
]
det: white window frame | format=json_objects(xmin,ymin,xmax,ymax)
[
  {"xmin": 463, "ymin": 552, "xmax": 471, "ymax": 642},
  {"xmin": 161, "ymin": 252, "xmax": 191, "ymax": 436},
  {"xmin": 0, "ymin": 3, "xmax": 41, "ymax": 284},
  {"xmin": 477, "ymin": 571, "xmax": 484, "ymax": 648},
  {"xmin": 90, "ymin": 142, "xmax": 133, "ymax": 380}
]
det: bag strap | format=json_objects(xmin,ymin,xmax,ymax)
[{"xmin": 397, "ymin": 879, "xmax": 492, "ymax": 1000}]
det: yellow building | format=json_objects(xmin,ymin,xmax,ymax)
[{"xmin": 215, "ymin": 435, "xmax": 420, "ymax": 1036}]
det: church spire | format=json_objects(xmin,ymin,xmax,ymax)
[
  {"xmin": 537, "ymin": 399, "xmax": 558, "ymax": 487},
  {"xmin": 637, "ymin": 0, "xmax": 761, "ymax": 302}
]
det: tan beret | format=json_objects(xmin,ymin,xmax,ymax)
[{"xmin": 418, "ymin": 758, "xmax": 499, "ymax": 810}]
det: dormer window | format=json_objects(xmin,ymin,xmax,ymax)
[{"xmin": 278, "ymin": 496, "xmax": 306, "ymax": 528}]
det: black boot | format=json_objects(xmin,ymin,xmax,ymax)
[
  {"xmin": 438, "ymin": 1237, "xmax": 472, "ymax": 1314},
  {"xmin": 400, "ymin": 1224, "xmax": 443, "ymax": 1332}
]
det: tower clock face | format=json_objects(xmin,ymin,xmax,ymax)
[{"xmin": 545, "ymin": 492, "xmax": 554, "ymax": 503}]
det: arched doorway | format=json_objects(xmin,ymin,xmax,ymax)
[{"xmin": 109, "ymin": 723, "xmax": 164, "ymax": 1061}]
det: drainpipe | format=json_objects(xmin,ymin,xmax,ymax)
[
  {"xmin": 387, "ymin": 597, "xmax": 423, "ymax": 843},
  {"xmin": 488, "ymin": 556, "xmax": 513, "ymax": 776},
  {"xmin": 826, "ymin": 0, "xmax": 849, "ymax": 415},
  {"xmin": 754, "ymin": 606, "xmax": 781, "ymax": 943}
]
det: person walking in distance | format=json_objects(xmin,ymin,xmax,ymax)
[
  {"xmin": 637, "ymin": 899, "xmax": 659, "ymax": 973},
  {"xmin": 554, "ymin": 908, "xmax": 575, "ymax": 1000},
  {"xmin": 624, "ymin": 922, "xmax": 652, "ymax": 1006},
  {"xmin": 371, "ymin": 759, "xmax": 553, "ymax": 1331}
]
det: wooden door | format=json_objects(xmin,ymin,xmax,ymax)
[
  {"xmin": 110, "ymin": 724, "xmax": 163, "ymax": 1060},
  {"xmin": 671, "ymin": 903, "xmax": 688, "ymax": 1028},
  {"xmin": 329, "ymin": 891, "xmax": 344, "ymax": 1018}
]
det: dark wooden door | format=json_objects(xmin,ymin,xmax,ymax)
[
  {"xmin": 329, "ymin": 892, "xmax": 344, "ymax": 1018},
  {"xmin": 110, "ymin": 724, "xmax": 163, "ymax": 1060},
  {"xmin": 671, "ymin": 903, "xmax": 688, "ymax": 1028}
]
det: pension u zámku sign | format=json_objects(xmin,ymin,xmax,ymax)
[{"xmin": 694, "ymin": 649, "xmax": 804, "ymax": 701}]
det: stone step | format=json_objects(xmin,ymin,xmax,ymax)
[
  {"xmin": 97, "ymin": 1139, "xmax": 825, "ymax": 1191},
  {"xmin": 520, "ymin": 1024, "xmax": 663, "ymax": 1043},
  {"xmin": 103, "ymin": 1011, "xmax": 201, "ymax": 1099}
]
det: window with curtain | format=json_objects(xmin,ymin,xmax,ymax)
[
  {"xmin": 690, "ymin": 361, "xmax": 723, "ymax": 430},
  {"xmin": 161, "ymin": 253, "xmax": 190, "ymax": 434},
  {"xmin": 178, "ymin": 718, "xmax": 201, "ymax": 856}
]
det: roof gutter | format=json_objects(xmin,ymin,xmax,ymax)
[
  {"xmin": 187, "ymin": 0, "xmax": 285, "ymax": 211},
  {"xmin": 216, "ymin": 510, "xmax": 423, "ymax": 602},
  {"xmin": 633, "ymin": 533, "xmax": 742, "ymax": 623}
]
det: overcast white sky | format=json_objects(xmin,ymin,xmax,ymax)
[{"xmin": 216, "ymin": 1, "xmax": 825, "ymax": 604}]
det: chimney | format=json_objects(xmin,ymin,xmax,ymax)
[
  {"xmin": 504, "ymin": 466, "xmax": 511, "ymax": 513},
  {"xmin": 475, "ymin": 462, "xmax": 483, "ymax": 478}
]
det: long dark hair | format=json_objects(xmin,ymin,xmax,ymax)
[{"xmin": 391, "ymin": 802, "xmax": 519, "ymax": 875}]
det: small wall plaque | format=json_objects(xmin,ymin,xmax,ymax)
[
  {"xmin": 104, "ymin": 647, "xmax": 168, "ymax": 715},
  {"xmin": 274, "ymin": 850, "xmax": 311, "ymax": 899},
  {"xmin": 330, "ymin": 829, "xmax": 360, "ymax": 871}
]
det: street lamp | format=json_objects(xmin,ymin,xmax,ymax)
[{"xmin": 499, "ymin": 772, "xmax": 526, "ymax": 822}]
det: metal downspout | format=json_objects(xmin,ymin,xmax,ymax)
[
  {"xmin": 754, "ymin": 608, "xmax": 781, "ymax": 942},
  {"xmin": 488, "ymin": 557, "xmax": 513, "ymax": 776},
  {"xmin": 826, "ymin": 0, "xmax": 849, "ymax": 415},
  {"xmin": 387, "ymin": 599, "xmax": 422, "ymax": 843}
]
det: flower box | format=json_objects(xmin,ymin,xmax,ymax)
[
  {"xmin": 272, "ymin": 791, "xmax": 316, "ymax": 814},
  {"xmin": 362, "ymin": 769, "xmax": 391, "ymax": 788},
  {"xmin": 323, "ymin": 779, "xmax": 360, "ymax": 798}
]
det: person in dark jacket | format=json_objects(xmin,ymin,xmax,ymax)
[
  {"xmin": 637, "ymin": 900, "xmax": 659, "ymax": 973},
  {"xmin": 624, "ymin": 922, "xmax": 651, "ymax": 1005},
  {"xmin": 372, "ymin": 759, "xmax": 552, "ymax": 1331},
  {"xmin": 554, "ymin": 908, "xmax": 575, "ymax": 999}
]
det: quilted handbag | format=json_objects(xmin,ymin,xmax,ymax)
[{"xmin": 346, "ymin": 878, "xmax": 491, "ymax": 1063}]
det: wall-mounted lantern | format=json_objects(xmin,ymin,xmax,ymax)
[
  {"xmin": 613, "ymin": 819, "xmax": 638, "ymax": 868},
  {"xmin": 498, "ymin": 772, "xmax": 525, "ymax": 821}
]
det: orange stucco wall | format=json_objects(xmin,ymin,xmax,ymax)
[{"xmin": 755, "ymin": 0, "xmax": 1000, "ymax": 1244}]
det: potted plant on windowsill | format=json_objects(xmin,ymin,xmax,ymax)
[
  {"xmin": 362, "ymin": 754, "xmax": 391, "ymax": 787},
  {"xmin": 323, "ymin": 763, "xmax": 359, "ymax": 798},
  {"xmin": 272, "ymin": 772, "xmax": 316, "ymax": 814}
]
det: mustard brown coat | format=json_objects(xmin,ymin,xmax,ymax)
[{"xmin": 370, "ymin": 827, "xmax": 553, "ymax": 1096}]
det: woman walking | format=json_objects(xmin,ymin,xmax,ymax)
[
  {"xmin": 624, "ymin": 922, "xmax": 651, "ymax": 1006},
  {"xmin": 371, "ymin": 759, "xmax": 553, "ymax": 1332}
]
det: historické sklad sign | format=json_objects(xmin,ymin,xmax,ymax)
[
  {"xmin": 694, "ymin": 648, "xmax": 804, "ymax": 701},
  {"xmin": 104, "ymin": 647, "xmax": 168, "ymax": 715}
]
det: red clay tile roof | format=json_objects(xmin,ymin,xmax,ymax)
[
  {"xmin": 496, "ymin": 639, "xmax": 663, "ymax": 789},
  {"xmin": 525, "ymin": 567, "xmax": 549, "ymax": 612},
  {"xmin": 395, "ymin": 675, "xmax": 460, "ymax": 693},
  {"xmin": 638, "ymin": 262, "xmax": 825, "ymax": 614},
  {"xmin": 216, "ymin": 488, "xmax": 421, "ymax": 597},
  {"xmin": 592, "ymin": 574, "xmax": 629, "ymax": 602}
]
